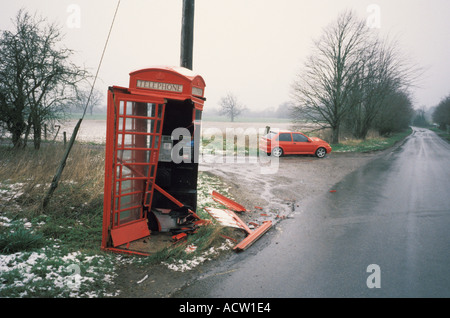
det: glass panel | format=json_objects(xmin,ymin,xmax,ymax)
[
  {"xmin": 119, "ymin": 207, "xmax": 142, "ymax": 225},
  {"xmin": 114, "ymin": 179, "xmax": 145, "ymax": 208},
  {"xmin": 124, "ymin": 117, "xmax": 149, "ymax": 133},
  {"xmin": 157, "ymin": 104, "xmax": 163, "ymax": 118},
  {"xmin": 119, "ymin": 101, "xmax": 125, "ymax": 115},
  {"xmin": 148, "ymin": 135, "xmax": 154, "ymax": 149},
  {"xmin": 148, "ymin": 119, "xmax": 154, "ymax": 135},
  {"xmin": 149, "ymin": 165, "xmax": 155, "ymax": 178},
  {"xmin": 124, "ymin": 118, "xmax": 134, "ymax": 132},
  {"xmin": 118, "ymin": 117, "xmax": 124, "ymax": 131},
  {"xmin": 117, "ymin": 149, "xmax": 152, "ymax": 164},
  {"xmin": 150, "ymin": 103, "xmax": 156, "ymax": 118},
  {"xmin": 121, "ymin": 166, "xmax": 132, "ymax": 178},
  {"xmin": 121, "ymin": 102, "xmax": 156, "ymax": 118},
  {"xmin": 114, "ymin": 207, "xmax": 142, "ymax": 227},
  {"xmin": 126, "ymin": 101, "xmax": 133, "ymax": 115},
  {"xmin": 119, "ymin": 180, "xmax": 133, "ymax": 195},
  {"xmin": 117, "ymin": 149, "xmax": 132, "ymax": 162},
  {"xmin": 116, "ymin": 180, "xmax": 138, "ymax": 195},
  {"xmin": 195, "ymin": 109, "xmax": 202, "ymax": 121},
  {"xmin": 119, "ymin": 194, "xmax": 132, "ymax": 209},
  {"xmin": 145, "ymin": 192, "xmax": 152, "ymax": 206},
  {"xmin": 293, "ymin": 133, "xmax": 308, "ymax": 142},
  {"xmin": 278, "ymin": 133, "xmax": 292, "ymax": 142},
  {"xmin": 117, "ymin": 133, "xmax": 133, "ymax": 147}
]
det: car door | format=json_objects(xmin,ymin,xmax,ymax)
[
  {"xmin": 277, "ymin": 133, "xmax": 293, "ymax": 154},
  {"xmin": 292, "ymin": 133, "xmax": 315, "ymax": 154}
]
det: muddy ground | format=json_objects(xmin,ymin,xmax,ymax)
[{"xmin": 111, "ymin": 150, "xmax": 384, "ymax": 298}]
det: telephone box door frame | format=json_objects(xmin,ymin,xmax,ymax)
[{"xmin": 102, "ymin": 87, "xmax": 166, "ymax": 249}]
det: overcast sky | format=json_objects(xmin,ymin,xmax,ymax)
[{"xmin": 1, "ymin": 0, "xmax": 450, "ymax": 112}]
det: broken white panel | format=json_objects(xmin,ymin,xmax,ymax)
[{"xmin": 204, "ymin": 207, "xmax": 246, "ymax": 230}]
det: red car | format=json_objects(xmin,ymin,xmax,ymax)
[{"xmin": 260, "ymin": 131, "xmax": 332, "ymax": 158}]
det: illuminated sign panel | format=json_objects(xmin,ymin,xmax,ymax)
[{"xmin": 136, "ymin": 80, "xmax": 183, "ymax": 93}]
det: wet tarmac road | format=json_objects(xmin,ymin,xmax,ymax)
[{"xmin": 174, "ymin": 127, "xmax": 450, "ymax": 298}]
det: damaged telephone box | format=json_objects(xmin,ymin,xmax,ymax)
[{"xmin": 101, "ymin": 66, "xmax": 206, "ymax": 255}]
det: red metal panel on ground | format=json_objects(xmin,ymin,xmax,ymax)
[
  {"xmin": 211, "ymin": 191, "xmax": 247, "ymax": 212},
  {"xmin": 110, "ymin": 219, "xmax": 150, "ymax": 247},
  {"xmin": 234, "ymin": 221, "xmax": 272, "ymax": 252}
]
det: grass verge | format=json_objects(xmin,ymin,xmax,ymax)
[
  {"xmin": 330, "ymin": 128, "xmax": 413, "ymax": 153},
  {"xmin": 429, "ymin": 127, "xmax": 450, "ymax": 143},
  {"xmin": 0, "ymin": 142, "xmax": 238, "ymax": 297}
]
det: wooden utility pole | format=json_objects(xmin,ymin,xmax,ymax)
[{"xmin": 180, "ymin": 0, "xmax": 195, "ymax": 70}]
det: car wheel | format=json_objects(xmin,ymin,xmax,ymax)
[
  {"xmin": 272, "ymin": 147, "xmax": 283, "ymax": 157},
  {"xmin": 315, "ymin": 147, "xmax": 326, "ymax": 158}
]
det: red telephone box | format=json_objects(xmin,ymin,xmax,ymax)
[{"xmin": 101, "ymin": 66, "xmax": 206, "ymax": 255}]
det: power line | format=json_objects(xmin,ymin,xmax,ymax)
[
  {"xmin": 43, "ymin": 0, "xmax": 121, "ymax": 209},
  {"xmin": 82, "ymin": 0, "xmax": 121, "ymax": 119}
]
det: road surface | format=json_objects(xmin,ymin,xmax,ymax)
[{"xmin": 174, "ymin": 127, "xmax": 450, "ymax": 298}]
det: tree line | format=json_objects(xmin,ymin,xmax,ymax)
[
  {"xmin": 290, "ymin": 10, "xmax": 419, "ymax": 144},
  {"xmin": 432, "ymin": 94, "xmax": 450, "ymax": 131}
]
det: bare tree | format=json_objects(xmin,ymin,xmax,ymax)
[
  {"xmin": 291, "ymin": 10, "xmax": 420, "ymax": 143},
  {"xmin": 345, "ymin": 35, "xmax": 419, "ymax": 139},
  {"xmin": 291, "ymin": 11, "xmax": 372, "ymax": 144},
  {"xmin": 219, "ymin": 92, "xmax": 246, "ymax": 122},
  {"xmin": 73, "ymin": 88, "xmax": 104, "ymax": 115},
  {"xmin": 0, "ymin": 9, "xmax": 88, "ymax": 149}
]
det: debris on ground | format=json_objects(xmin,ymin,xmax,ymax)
[{"xmin": 205, "ymin": 191, "xmax": 274, "ymax": 252}]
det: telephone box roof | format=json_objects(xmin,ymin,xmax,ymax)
[{"xmin": 128, "ymin": 66, "xmax": 206, "ymax": 102}]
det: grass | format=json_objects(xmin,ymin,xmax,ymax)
[
  {"xmin": 0, "ymin": 141, "xmax": 238, "ymax": 297},
  {"xmin": 330, "ymin": 128, "xmax": 413, "ymax": 153},
  {"xmin": 430, "ymin": 126, "xmax": 450, "ymax": 143},
  {"xmin": 201, "ymin": 135, "xmax": 261, "ymax": 157},
  {"xmin": 0, "ymin": 143, "xmax": 115, "ymax": 297},
  {"xmin": 0, "ymin": 222, "xmax": 45, "ymax": 254}
]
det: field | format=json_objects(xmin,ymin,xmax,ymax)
[{"xmin": 55, "ymin": 118, "xmax": 297, "ymax": 144}]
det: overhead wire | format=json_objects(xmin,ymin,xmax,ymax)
[
  {"xmin": 81, "ymin": 0, "xmax": 121, "ymax": 119},
  {"xmin": 43, "ymin": 0, "xmax": 121, "ymax": 208}
]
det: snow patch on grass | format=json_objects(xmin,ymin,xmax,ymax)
[
  {"xmin": 161, "ymin": 240, "xmax": 234, "ymax": 272},
  {"xmin": 0, "ymin": 245, "xmax": 121, "ymax": 298}
]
